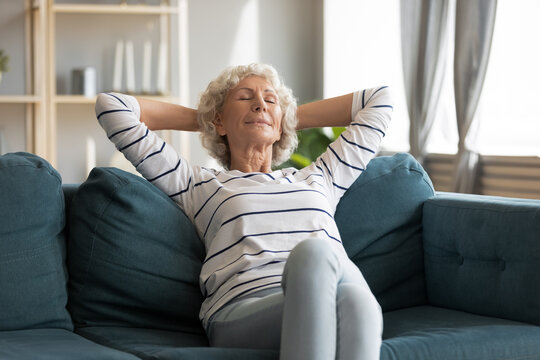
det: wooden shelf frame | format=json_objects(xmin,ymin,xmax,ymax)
[
  {"xmin": 0, "ymin": 95, "xmax": 42, "ymax": 103},
  {"xmin": 44, "ymin": 0, "xmax": 188, "ymax": 167},
  {"xmin": 52, "ymin": 3, "xmax": 179, "ymax": 15}
]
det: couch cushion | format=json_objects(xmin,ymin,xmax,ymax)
[
  {"xmin": 67, "ymin": 167, "xmax": 205, "ymax": 334},
  {"xmin": 335, "ymin": 153, "xmax": 434, "ymax": 311},
  {"xmin": 76, "ymin": 327, "xmax": 278, "ymax": 360},
  {"xmin": 423, "ymin": 193, "xmax": 540, "ymax": 325},
  {"xmin": 381, "ymin": 305, "xmax": 540, "ymax": 360},
  {"xmin": 0, "ymin": 152, "xmax": 72, "ymax": 331},
  {"xmin": 0, "ymin": 329, "xmax": 138, "ymax": 360}
]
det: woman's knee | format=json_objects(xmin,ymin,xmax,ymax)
[
  {"xmin": 282, "ymin": 238, "xmax": 341, "ymax": 291},
  {"xmin": 288, "ymin": 238, "xmax": 339, "ymax": 268}
]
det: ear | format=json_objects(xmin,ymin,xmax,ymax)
[
  {"xmin": 214, "ymin": 113, "xmax": 227, "ymax": 136},
  {"xmin": 276, "ymin": 117, "xmax": 283, "ymax": 140}
]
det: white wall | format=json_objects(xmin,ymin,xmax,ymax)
[{"xmin": 187, "ymin": 0, "xmax": 323, "ymax": 167}]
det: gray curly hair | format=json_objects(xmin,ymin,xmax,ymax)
[{"xmin": 197, "ymin": 63, "xmax": 298, "ymax": 169}]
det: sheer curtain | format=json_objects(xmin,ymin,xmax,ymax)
[
  {"xmin": 400, "ymin": 0, "xmax": 450, "ymax": 164},
  {"xmin": 452, "ymin": 0, "xmax": 497, "ymax": 193}
]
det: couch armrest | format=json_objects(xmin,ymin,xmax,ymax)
[{"xmin": 422, "ymin": 192, "xmax": 540, "ymax": 325}]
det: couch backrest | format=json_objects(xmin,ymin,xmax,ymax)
[
  {"xmin": 65, "ymin": 153, "xmax": 434, "ymax": 332},
  {"xmin": 423, "ymin": 193, "xmax": 540, "ymax": 325},
  {"xmin": 336, "ymin": 153, "xmax": 435, "ymax": 311},
  {"xmin": 0, "ymin": 152, "xmax": 73, "ymax": 331}
]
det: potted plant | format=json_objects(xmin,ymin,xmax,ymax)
[
  {"xmin": 0, "ymin": 50, "xmax": 9, "ymax": 84},
  {"xmin": 278, "ymin": 127, "xmax": 346, "ymax": 170}
]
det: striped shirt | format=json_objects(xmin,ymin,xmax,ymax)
[{"xmin": 95, "ymin": 86, "xmax": 393, "ymax": 329}]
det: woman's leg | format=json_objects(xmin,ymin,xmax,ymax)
[
  {"xmin": 206, "ymin": 287, "xmax": 284, "ymax": 350},
  {"xmin": 336, "ymin": 261, "xmax": 383, "ymax": 359},
  {"xmin": 280, "ymin": 238, "xmax": 382, "ymax": 360}
]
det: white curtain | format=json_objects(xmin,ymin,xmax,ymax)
[
  {"xmin": 401, "ymin": 0, "xmax": 450, "ymax": 164},
  {"xmin": 452, "ymin": 0, "xmax": 497, "ymax": 193}
]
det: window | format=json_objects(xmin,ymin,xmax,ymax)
[
  {"xmin": 324, "ymin": 0, "xmax": 540, "ymax": 157},
  {"xmin": 323, "ymin": 0, "xmax": 409, "ymax": 152},
  {"xmin": 476, "ymin": 0, "xmax": 540, "ymax": 156}
]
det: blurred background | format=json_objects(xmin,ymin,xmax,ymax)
[{"xmin": 0, "ymin": 0, "xmax": 538, "ymax": 199}]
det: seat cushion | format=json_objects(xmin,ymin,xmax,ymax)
[
  {"xmin": 0, "ymin": 329, "xmax": 138, "ymax": 360},
  {"xmin": 335, "ymin": 153, "xmax": 435, "ymax": 311},
  {"xmin": 76, "ymin": 327, "xmax": 278, "ymax": 360},
  {"xmin": 67, "ymin": 167, "xmax": 206, "ymax": 334},
  {"xmin": 0, "ymin": 152, "xmax": 72, "ymax": 331},
  {"xmin": 381, "ymin": 305, "xmax": 540, "ymax": 360}
]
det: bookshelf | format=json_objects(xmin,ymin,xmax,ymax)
[{"xmin": 1, "ymin": 0, "xmax": 188, "ymax": 169}]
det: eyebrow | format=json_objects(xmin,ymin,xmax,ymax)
[{"xmin": 236, "ymin": 87, "xmax": 277, "ymax": 95}]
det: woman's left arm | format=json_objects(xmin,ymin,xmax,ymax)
[
  {"xmin": 296, "ymin": 93, "xmax": 354, "ymax": 130},
  {"xmin": 309, "ymin": 86, "xmax": 394, "ymax": 201}
]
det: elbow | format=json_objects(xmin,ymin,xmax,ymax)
[{"xmin": 95, "ymin": 93, "xmax": 109, "ymax": 120}]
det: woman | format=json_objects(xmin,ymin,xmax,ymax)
[{"xmin": 96, "ymin": 63, "xmax": 393, "ymax": 360}]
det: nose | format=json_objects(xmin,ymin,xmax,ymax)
[{"xmin": 252, "ymin": 94, "xmax": 267, "ymax": 113}]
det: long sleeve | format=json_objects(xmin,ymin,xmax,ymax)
[
  {"xmin": 313, "ymin": 86, "xmax": 394, "ymax": 205},
  {"xmin": 95, "ymin": 92, "xmax": 195, "ymax": 216}
]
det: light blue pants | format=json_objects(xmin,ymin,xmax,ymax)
[{"xmin": 207, "ymin": 238, "xmax": 383, "ymax": 360}]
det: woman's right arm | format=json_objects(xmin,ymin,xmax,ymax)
[
  {"xmin": 95, "ymin": 93, "xmax": 196, "ymax": 216},
  {"xmin": 137, "ymin": 97, "xmax": 199, "ymax": 132}
]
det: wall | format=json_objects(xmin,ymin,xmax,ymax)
[{"xmin": 187, "ymin": 0, "xmax": 323, "ymax": 167}]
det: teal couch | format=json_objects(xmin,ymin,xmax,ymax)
[{"xmin": 2, "ymin": 151, "xmax": 540, "ymax": 360}]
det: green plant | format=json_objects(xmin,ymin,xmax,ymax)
[
  {"xmin": 278, "ymin": 127, "xmax": 345, "ymax": 169},
  {"xmin": 0, "ymin": 50, "xmax": 9, "ymax": 72}
]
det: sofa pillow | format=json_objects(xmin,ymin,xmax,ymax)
[
  {"xmin": 335, "ymin": 153, "xmax": 434, "ymax": 312},
  {"xmin": 0, "ymin": 152, "xmax": 72, "ymax": 331},
  {"xmin": 67, "ymin": 167, "xmax": 205, "ymax": 334}
]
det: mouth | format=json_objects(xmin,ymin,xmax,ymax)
[{"xmin": 245, "ymin": 118, "xmax": 272, "ymax": 126}]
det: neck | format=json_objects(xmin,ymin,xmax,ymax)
[{"xmin": 229, "ymin": 143, "xmax": 273, "ymax": 173}]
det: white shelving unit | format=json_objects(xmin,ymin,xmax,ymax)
[{"xmin": 1, "ymin": 0, "xmax": 189, "ymax": 168}]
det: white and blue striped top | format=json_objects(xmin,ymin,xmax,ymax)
[{"xmin": 95, "ymin": 86, "xmax": 393, "ymax": 329}]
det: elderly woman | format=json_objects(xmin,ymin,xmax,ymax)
[{"xmin": 96, "ymin": 63, "xmax": 393, "ymax": 360}]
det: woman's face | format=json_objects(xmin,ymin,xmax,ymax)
[{"xmin": 215, "ymin": 76, "xmax": 283, "ymax": 148}]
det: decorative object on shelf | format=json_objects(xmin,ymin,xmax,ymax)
[
  {"xmin": 113, "ymin": 40, "xmax": 124, "ymax": 92},
  {"xmin": 0, "ymin": 49, "xmax": 9, "ymax": 84},
  {"xmin": 125, "ymin": 41, "xmax": 136, "ymax": 93},
  {"xmin": 112, "ymin": 40, "xmax": 147, "ymax": 95},
  {"xmin": 85, "ymin": 136, "xmax": 96, "ymax": 176},
  {"xmin": 142, "ymin": 41, "xmax": 152, "ymax": 94},
  {"xmin": 71, "ymin": 67, "xmax": 97, "ymax": 97},
  {"xmin": 157, "ymin": 41, "xmax": 167, "ymax": 95},
  {"xmin": 0, "ymin": 128, "xmax": 7, "ymax": 155}
]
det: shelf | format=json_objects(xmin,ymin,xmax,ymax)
[
  {"xmin": 54, "ymin": 94, "xmax": 181, "ymax": 104},
  {"xmin": 0, "ymin": 95, "xmax": 42, "ymax": 103},
  {"xmin": 7, "ymin": 0, "xmax": 188, "ymax": 170},
  {"xmin": 52, "ymin": 4, "xmax": 179, "ymax": 15}
]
